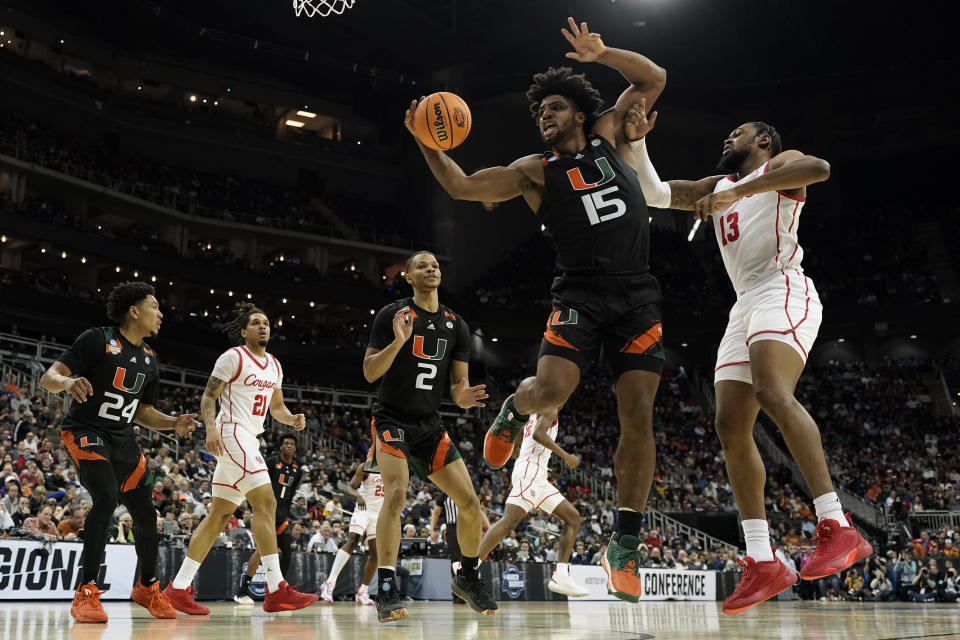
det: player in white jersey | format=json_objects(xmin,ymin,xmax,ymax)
[
  {"xmin": 476, "ymin": 410, "xmax": 589, "ymax": 597},
  {"xmin": 626, "ymin": 106, "xmax": 872, "ymax": 613},
  {"xmin": 320, "ymin": 448, "xmax": 382, "ymax": 605},
  {"xmin": 163, "ymin": 303, "xmax": 317, "ymax": 614}
]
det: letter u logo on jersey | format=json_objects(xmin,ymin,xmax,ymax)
[
  {"xmin": 411, "ymin": 335, "xmax": 447, "ymax": 361},
  {"xmin": 112, "ymin": 367, "xmax": 145, "ymax": 394},
  {"xmin": 566, "ymin": 157, "xmax": 615, "ymax": 191}
]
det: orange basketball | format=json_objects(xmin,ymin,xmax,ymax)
[{"xmin": 413, "ymin": 92, "xmax": 472, "ymax": 151}]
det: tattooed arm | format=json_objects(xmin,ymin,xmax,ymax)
[
  {"xmin": 666, "ymin": 177, "xmax": 726, "ymax": 211},
  {"xmin": 200, "ymin": 375, "xmax": 227, "ymax": 456}
]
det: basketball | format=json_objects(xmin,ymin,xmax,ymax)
[{"xmin": 413, "ymin": 92, "xmax": 472, "ymax": 151}]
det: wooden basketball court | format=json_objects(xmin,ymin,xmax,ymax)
[{"xmin": 3, "ymin": 600, "xmax": 960, "ymax": 640}]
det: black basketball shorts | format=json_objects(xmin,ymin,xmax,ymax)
[
  {"xmin": 539, "ymin": 273, "xmax": 664, "ymax": 377},
  {"xmin": 371, "ymin": 407, "xmax": 462, "ymax": 479},
  {"xmin": 61, "ymin": 424, "xmax": 147, "ymax": 493}
]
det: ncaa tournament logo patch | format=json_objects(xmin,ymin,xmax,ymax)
[
  {"xmin": 243, "ymin": 561, "xmax": 267, "ymax": 598},
  {"xmin": 501, "ymin": 563, "xmax": 525, "ymax": 599},
  {"xmin": 106, "ymin": 339, "xmax": 122, "ymax": 355}
]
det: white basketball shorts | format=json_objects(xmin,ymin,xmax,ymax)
[
  {"xmin": 348, "ymin": 506, "xmax": 379, "ymax": 540},
  {"xmin": 715, "ymin": 268, "xmax": 823, "ymax": 385},
  {"xmin": 211, "ymin": 423, "xmax": 271, "ymax": 505},
  {"xmin": 506, "ymin": 474, "xmax": 565, "ymax": 515}
]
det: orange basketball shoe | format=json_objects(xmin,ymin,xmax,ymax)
[
  {"xmin": 263, "ymin": 581, "xmax": 317, "ymax": 612},
  {"xmin": 163, "ymin": 580, "xmax": 210, "ymax": 615},
  {"xmin": 722, "ymin": 556, "xmax": 798, "ymax": 614},
  {"xmin": 131, "ymin": 578, "xmax": 177, "ymax": 619},
  {"xmin": 800, "ymin": 514, "xmax": 873, "ymax": 580},
  {"xmin": 71, "ymin": 583, "xmax": 108, "ymax": 623},
  {"xmin": 483, "ymin": 394, "xmax": 527, "ymax": 469}
]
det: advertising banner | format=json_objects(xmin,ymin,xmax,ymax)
[
  {"xmin": 569, "ymin": 565, "xmax": 716, "ymax": 601},
  {"xmin": 0, "ymin": 541, "xmax": 138, "ymax": 600}
]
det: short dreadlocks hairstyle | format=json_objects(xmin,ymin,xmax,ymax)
[
  {"xmin": 749, "ymin": 122, "xmax": 782, "ymax": 156},
  {"xmin": 526, "ymin": 67, "xmax": 604, "ymax": 128},
  {"xmin": 222, "ymin": 302, "xmax": 268, "ymax": 345},
  {"xmin": 106, "ymin": 281, "xmax": 155, "ymax": 324}
]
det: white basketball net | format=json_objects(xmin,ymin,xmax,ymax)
[{"xmin": 293, "ymin": 0, "xmax": 355, "ymax": 17}]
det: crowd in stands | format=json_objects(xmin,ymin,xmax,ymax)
[
  {"xmin": 3, "ymin": 346, "xmax": 960, "ymax": 602},
  {"xmin": 1, "ymin": 193, "xmax": 386, "ymax": 296},
  {"xmin": 463, "ymin": 230, "xmax": 730, "ymax": 321},
  {"xmin": 802, "ymin": 212, "xmax": 945, "ymax": 306},
  {"xmin": 0, "ymin": 113, "xmax": 419, "ymax": 248},
  {"xmin": 791, "ymin": 360, "xmax": 960, "ymax": 516},
  {"xmin": 0, "ymin": 263, "xmax": 376, "ymax": 379}
]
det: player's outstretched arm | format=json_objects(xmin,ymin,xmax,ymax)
[
  {"xmin": 268, "ymin": 388, "xmax": 305, "ymax": 430},
  {"xmin": 530, "ymin": 410, "xmax": 581, "ymax": 468},
  {"xmin": 133, "ymin": 404, "xmax": 199, "ymax": 436},
  {"xmin": 40, "ymin": 361, "xmax": 93, "ymax": 403},
  {"xmin": 561, "ymin": 17, "xmax": 666, "ymax": 145},
  {"xmin": 405, "ymin": 99, "xmax": 542, "ymax": 204},
  {"xmin": 693, "ymin": 150, "xmax": 829, "ymax": 219}
]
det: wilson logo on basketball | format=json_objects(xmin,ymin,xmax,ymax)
[
  {"xmin": 111, "ymin": 367, "xmax": 145, "ymax": 394},
  {"xmin": 411, "ymin": 335, "xmax": 447, "ymax": 361},
  {"xmin": 433, "ymin": 102, "xmax": 448, "ymax": 142},
  {"xmin": 243, "ymin": 374, "xmax": 277, "ymax": 391}
]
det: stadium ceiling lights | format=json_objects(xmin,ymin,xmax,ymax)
[
  {"xmin": 296, "ymin": 110, "xmax": 316, "ymax": 118},
  {"xmin": 285, "ymin": 120, "xmax": 306, "ymax": 128}
]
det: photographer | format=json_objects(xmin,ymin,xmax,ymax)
[
  {"xmin": 841, "ymin": 566, "xmax": 865, "ymax": 601},
  {"xmin": 937, "ymin": 565, "xmax": 958, "ymax": 603},
  {"xmin": 893, "ymin": 550, "xmax": 918, "ymax": 600},
  {"xmin": 869, "ymin": 568, "xmax": 893, "ymax": 602},
  {"xmin": 907, "ymin": 560, "xmax": 938, "ymax": 602}
]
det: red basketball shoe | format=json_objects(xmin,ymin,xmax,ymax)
[
  {"xmin": 800, "ymin": 513, "xmax": 873, "ymax": 580},
  {"xmin": 163, "ymin": 581, "xmax": 210, "ymax": 615},
  {"xmin": 723, "ymin": 556, "xmax": 798, "ymax": 614},
  {"xmin": 263, "ymin": 581, "xmax": 317, "ymax": 612}
]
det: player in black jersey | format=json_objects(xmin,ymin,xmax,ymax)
[
  {"xmin": 234, "ymin": 433, "xmax": 303, "ymax": 604},
  {"xmin": 406, "ymin": 17, "xmax": 666, "ymax": 602},
  {"xmin": 363, "ymin": 250, "xmax": 495, "ymax": 622},
  {"xmin": 40, "ymin": 282, "xmax": 199, "ymax": 623}
]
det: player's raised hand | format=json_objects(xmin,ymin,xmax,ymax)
[
  {"xmin": 173, "ymin": 413, "xmax": 200, "ymax": 437},
  {"xmin": 694, "ymin": 190, "xmax": 738, "ymax": 221},
  {"xmin": 452, "ymin": 378, "xmax": 488, "ymax": 409},
  {"xmin": 291, "ymin": 413, "xmax": 306, "ymax": 430},
  {"xmin": 206, "ymin": 425, "xmax": 225, "ymax": 457},
  {"xmin": 63, "ymin": 376, "xmax": 93, "ymax": 403},
  {"xmin": 562, "ymin": 17, "xmax": 605, "ymax": 63},
  {"xmin": 404, "ymin": 97, "xmax": 425, "ymax": 137},
  {"xmin": 392, "ymin": 306, "xmax": 414, "ymax": 344},
  {"xmin": 625, "ymin": 99, "xmax": 658, "ymax": 142}
]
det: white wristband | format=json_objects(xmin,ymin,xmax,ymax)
[{"xmin": 630, "ymin": 138, "xmax": 672, "ymax": 209}]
